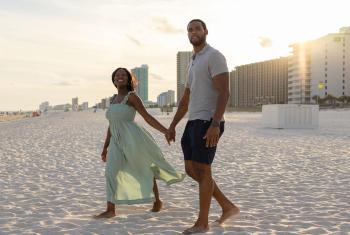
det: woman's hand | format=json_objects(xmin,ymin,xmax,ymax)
[{"xmin": 101, "ymin": 149, "xmax": 107, "ymax": 162}]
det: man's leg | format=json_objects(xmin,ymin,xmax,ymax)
[
  {"xmin": 185, "ymin": 161, "xmax": 239, "ymax": 226},
  {"xmin": 212, "ymin": 181, "xmax": 240, "ymax": 224},
  {"xmin": 184, "ymin": 160, "xmax": 197, "ymax": 180},
  {"xmin": 192, "ymin": 161, "xmax": 214, "ymax": 227},
  {"xmin": 182, "ymin": 120, "xmax": 238, "ymax": 233},
  {"xmin": 183, "ymin": 161, "xmax": 212, "ymax": 234}
]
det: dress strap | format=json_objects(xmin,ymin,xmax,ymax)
[
  {"xmin": 121, "ymin": 91, "xmax": 135, "ymax": 104},
  {"xmin": 109, "ymin": 94, "xmax": 117, "ymax": 104}
]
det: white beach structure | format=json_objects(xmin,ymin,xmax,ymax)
[{"xmin": 262, "ymin": 104, "xmax": 319, "ymax": 129}]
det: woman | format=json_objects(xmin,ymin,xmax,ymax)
[{"xmin": 95, "ymin": 67, "xmax": 185, "ymax": 218}]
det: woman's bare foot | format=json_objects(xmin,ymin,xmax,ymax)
[
  {"xmin": 151, "ymin": 200, "xmax": 163, "ymax": 212},
  {"xmin": 215, "ymin": 204, "xmax": 240, "ymax": 225},
  {"xmin": 182, "ymin": 225, "xmax": 209, "ymax": 234},
  {"xmin": 93, "ymin": 210, "xmax": 116, "ymax": 219}
]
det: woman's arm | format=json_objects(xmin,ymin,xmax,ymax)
[
  {"xmin": 128, "ymin": 93, "xmax": 168, "ymax": 135},
  {"xmin": 101, "ymin": 126, "xmax": 111, "ymax": 162}
]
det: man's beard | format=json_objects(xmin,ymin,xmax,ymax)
[{"xmin": 190, "ymin": 36, "xmax": 206, "ymax": 46}]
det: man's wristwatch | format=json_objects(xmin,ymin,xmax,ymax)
[{"xmin": 210, "ymin": 120, "xmax": 220, "ymax": 127}]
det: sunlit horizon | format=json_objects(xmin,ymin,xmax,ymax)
[{"xmin": 1, "ymin": 0, "xmax": 350, "ymax": 111}]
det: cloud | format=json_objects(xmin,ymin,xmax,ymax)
[
  {"xmin": 126, "ymin": 34, "xmax": 142, "ymax": 46},
  {"xmin": 53, "ymin": 78, "xmax": 83, "ymax": 87},
  {"xmin": 150, "ymin": 73, "xmax": 165, "ymax": 81},
  {"xmin": 54, "ymin": 81, "xmax": 75, "ymax": 86},
  {"xmin": 153, "ymin": 17, "xmax": 183, "ymax": 34},
  {"xmin": 259, "ymin": 37, "xmax": 272, "ymax": 48}
]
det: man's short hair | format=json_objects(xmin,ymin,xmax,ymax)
[{"xmin": 188, "ymin": 19, "xmax": 207, "ymax": 31}]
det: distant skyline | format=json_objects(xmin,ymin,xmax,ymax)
[{"xmin": 1, "ymin": 0, "xmax": 350, "ymax": 110}]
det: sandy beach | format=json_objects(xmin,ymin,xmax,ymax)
[{"xmin": 0, "ymin": 109, "xmax": 349, "ymax": 234}]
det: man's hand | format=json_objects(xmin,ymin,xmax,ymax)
[
  {"xmin": 166, "ymin": 126, "xmax": 176, "ymax": 143},
  {"xmin": 101, "ymin": 149, "xmax": 107, "ymax": 162},
  {"xmin": 203, "ymin": 126, "xmax": 220, "ymax": 148},
  {"xmin": 165, "ymin": 132, "xmax": 171, "ymax": 145}
]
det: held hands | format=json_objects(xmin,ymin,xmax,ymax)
[
  {"xmin": 203, "ymin": 126, "xmax": 220, "ymax": 148},
  {"xmin": 164, "ymin": 124, "xmax": 220, "ymax": 147},
  {"xmin": 165, "ymin": 126, "xmax": 176, "ymax": 145}
]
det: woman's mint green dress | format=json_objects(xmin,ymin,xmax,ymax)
[{"xmin": 105, "ymin": 91, "xmax": 185, "ymax": 205}]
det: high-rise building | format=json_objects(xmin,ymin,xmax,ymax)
[
  {"xmin": 39, "ymin": 101, "xmax": 50, "ymax": 112},
  {"xmin": 53, "ymin": 104, "xmax": 69, "ymax": 111},
  {"xmin": 131, "ymin": 64, "xmax": 149, "ymax": 101},
  {"xmin": 101, "ymin": 97, "xmax": 111, "ymax": 110},
  {"xmin": 177, "ymin": 51, "xmax": 192, "ymax": 104},
  {"xmin": 230, "ymin": 57, "xmax": 289, "ymax": 107},
  {"xmin": 157, "ymin": 92, "xmax": 167, "ymax": 107},
  {"xmin": 72, "ymin": 97, "xmax": 78, "ymax": 111},
  {"xmin": 168, "ymin": 90, "xmax": 175, "ymax": 106},
  {"xmin": 81, "ymin": 102, "xmax": 89, "ymax": 110},
  {"xmin": 157, "ymin": 90, "xmax": 175, "ymax": 107},
  {"xmin": 288, "ymin": 27, "xmax": 350, "ymax": 104}
]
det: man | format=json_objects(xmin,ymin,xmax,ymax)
[{"xmin": 166, "ymin": 19, "xmax": 240, "ymax": 234}]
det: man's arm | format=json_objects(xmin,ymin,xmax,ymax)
[
  {"xmin": 203, "ymin": 72, "xmax": 230, "ymax": 147},
  {"xmin": 212, "ymin": 72, "xmax": 230, "ymax": 122},
  {"xmin": 168, "ymin": 88, "xmax": 190, "ymax": 142}
]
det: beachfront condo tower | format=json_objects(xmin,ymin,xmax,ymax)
[
  {"xmin": 288, "ymin": 27, "xmax": 350, "ymax": 104},
  {"xmin": 176, "ymin": 51, "xmax": 192, "ymax": 105},
  {"xmin": 230, "ymin": 57, "xmax": 289, "ymax": 107},
  {"xmin": 131, "ymin": 64, "xmax": 149, "ymax": 102}
]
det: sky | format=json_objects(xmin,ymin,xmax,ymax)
[{"xmin": 1, "ymin": 0, "xmax": 350, "ymax": 111}]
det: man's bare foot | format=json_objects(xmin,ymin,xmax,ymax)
[
  {"xmin": 151, "ymin": 200, "xmax": 163, "ymax": 212},
  {"xmin": 183, "ymin": 225, "xmax": 209, "ymax": 234},
  {"xmin": 93, "ymin": 211, "xmax": 116, "ymax": 219},
  {"xmin": 215, "ymin": 204, "xmax": 240, "ymax": 225}
]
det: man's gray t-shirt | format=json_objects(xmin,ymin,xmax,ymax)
[{"xmin": 186, "ymin": 44, "xmax": 228, "ymax": 121}]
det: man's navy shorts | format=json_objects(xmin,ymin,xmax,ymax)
[{"xmin": 181, "ymin": 119, "xmax": 225, "ymax": 165}]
